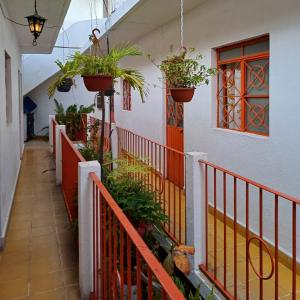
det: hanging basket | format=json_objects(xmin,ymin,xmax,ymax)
[
  {"xmin": 170, "ymin": 87, "xmax": 195, "ymax": 103},
  {"xmin": 82, "ymin": 75, "xmax": 113, "ymax": 92},
  {"xmin": 57, "ymin": 78, "xmax": 73, "ymax": 93}
]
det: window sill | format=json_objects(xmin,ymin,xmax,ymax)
[
  {"xmin": 212, "ymin": 127, "xmax": 269, "ymax": 140},
  {"xmin": 122, "ymin": 109, "xmax": 131, "ymax": 112}
]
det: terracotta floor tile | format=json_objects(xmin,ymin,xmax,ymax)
[
  {"xmin": 30, "ymin": 271, "xmax": 63, "ymax": 294},
  {"xmin": 31, "ymin": 218, "xmax": 55, "ymax": 228},
  {"xmin": 4, "ymin": 238, "xmax": 30, "ymax": 253},
  {"xmin": 30, "ymin": 289, "xmax": 66, "ymax": 300},
  {"xmin": 0, "ymin": 250, "xmax": 31, "ymax": 266},
  {"xmin": 0, "ymin": 278, "xmax": 29, "ymax": 300},
  {"xmin": 7, "ymin": 228, "xmax": 31, "ymax": 241},
  {"xmin": 65, "ymin": 286, "xmax": 80, "ymax": 300},
  {"xmin": 31, "ymin": 226, "xmax": 55, "ymax": 237},
  {"xmin": 0, "ymin": 142, "xmax": 79, "ymax": 298},
  {"xmin": 63, "ymin": 268, "xmax": 79, "ymax": 286},
  {"xmin": 0, "ymin": 262, "xmax": 30, "ymax": 282},
  {"xmin": 31, "ymin": 248, "xmax": 60, "ymax": 261},
  {"xmin": 30, "ymin": 260, "xmax": 62, "ymax": 277},
  {"xmin": 9, "ymin": 220, "xmax": 31, "ymax": 231}
]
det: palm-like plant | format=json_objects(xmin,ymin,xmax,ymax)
[{"xmin": 66, "ymin": 44, "xmax": 147, "ymax": 101}]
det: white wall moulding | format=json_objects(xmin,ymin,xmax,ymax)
[
  {"xmin": 0, "ymin": 0, "xmax": 23, "ymax": 246},
  {"xmin": 55, "ymin": 124, "xmax": 66, "ymax": 185},
  {"xmin": 48, "ymin": 114, "xmax": 55, "ymax": 153},
  {"xmin": 78, "ymin": 161, "xmax": 101, "ymax": 299},
  {"xmin": 110, "ymin": 123, "xmax": 118, "ymax": 162},
  {"xmin": 186, "ymin": 152, "xmax": 208, "ymax": 270}
]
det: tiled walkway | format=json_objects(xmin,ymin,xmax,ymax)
[{"xmin": 0, "ymin": 140, "xmax": 80, "ymax": 300}]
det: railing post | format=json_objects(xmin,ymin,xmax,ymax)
[
  {"xmin": 49, "ymin": 115, "xmax": 55, "ymax": 152},
  {"xmin": 55, "ymin": 125, "xmax": 66, "ymax": 185},
  {"xmin": 111, "ymin": 123, "xmax": 118, "ymax": 161},
  {"xmin": 186, "ymin": 152, "xmax": 208, "ymax": 271},
  {"xmin": 78, "ymin": 161, "xmax": 101, "ymax": 299}
]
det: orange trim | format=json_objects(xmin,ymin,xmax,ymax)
[
  {"xmin": 216, "ymin": 35, "xmax": 269, "ymax": 57},
  {"xmin": 216, "ymin": 36, "xmax": 269, "ymax": 135}
]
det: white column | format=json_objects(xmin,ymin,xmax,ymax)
[
  {"xmin": 55, "ymin": 125, "xmax": 66, "ymax": 186},
  {"xmin": 78, "ymin": 161, "xmax": 101, "ymax": 299},
  {"xmin": 48, "ymin": 115, "xmax": 55, "ymax": 152},
  {"xmin": 111, "ymin": 123, "xmax": 118, "ymax": 161},
  {"xmin": 186, "ymin": 152, "xmax": 208, "ymax": 270}
]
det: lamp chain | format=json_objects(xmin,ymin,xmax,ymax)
[
  {"xmin": 34, "ymin": 0, "xmax": 37, "ymax": 14},
  {"xmin": 180, "ymin": 0, "xmax": 184, "ymax": 48}
]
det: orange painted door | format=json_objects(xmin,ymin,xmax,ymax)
[{"xmin": 166, "ymin": 90, "xmax": 184, "ymax": 188}]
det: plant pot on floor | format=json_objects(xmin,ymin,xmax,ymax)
[
  {"xmin": 57, "ymin": 78, "xmax": 73, "ymax": 93},
  {"xmin": 82, "ymin": 75, "xmax": 113, "ymax": 92},
  {"xmin": 170, "ymin": 87, "xmax": 195, "ymax": 103}
]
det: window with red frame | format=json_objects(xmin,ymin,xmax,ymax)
[
  {"xmin": 122, "ymin": 79, "xmax": 131, "ymax": 111},
  {"xmin": 217, "ymin": 36, "xmax": 269, "ymax": 135}
]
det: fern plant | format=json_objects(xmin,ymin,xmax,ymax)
[
  {"xmin": 158, "ymin": 48, "xmax": 217, "ymax": 89},
  {"xmin": 55, "ymin": 44, "xmax": 147, "ymax": 101},
  {"xmin": 48, "ymin": 59, "xmax": 79, "ymax": 98}
]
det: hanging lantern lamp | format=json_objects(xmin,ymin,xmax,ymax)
[{"xmin": 25, "ymin": 0, "xmax": 47, "ymax": 46}]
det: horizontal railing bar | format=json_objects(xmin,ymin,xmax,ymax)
[
  {"xmin": 199, "ymin": 159, "xmax": 300, "ymax": 205},
  {"xmin": 118, "ymin": 127, "xmax": 185, "ymax": 156},
  {"xmin": 89, "ymin": 172, "xmax": 185, "ymax": 299}
]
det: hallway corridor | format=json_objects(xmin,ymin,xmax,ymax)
[{"xmin": 0, "ymin": 140, "xmax": 80, "ymax": 300}]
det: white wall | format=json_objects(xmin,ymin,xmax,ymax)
[
  {"xmin": 0, "ymin": 0, "xmax": 23, "ymax": 247},
  {"xmin": 26, "ymin": 0, "xmax": 300, "ymax": 258},
  {"xmin": 112, "ymin": 0, "xmax": 300, "ymax": 257},
  {"xmin": 27, "ymin": 74, "xmax": 106, "ymax": 135},
  {"xmin": 22, "ymin": 19, "xmax": 105, "ymax": 95}
]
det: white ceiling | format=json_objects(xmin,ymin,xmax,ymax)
[
  {"xmin": 99, "ymin": 0, "xmax": 207, "ymax": 50},
  {"xmin": 4, "ymin": 0, "xmax": 71, "ymax": 54}
]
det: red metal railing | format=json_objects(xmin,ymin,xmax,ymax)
[
  {"xmin": 89, "ymin": 116, "xmax": 111, "ymax": 152},
  {"xmin": 61, "ymin": 131, "xmax": 86, "ymax": 222},
  {"xmin": 90, "ymin": 172, "xmax": 185, "ymax": 300},
  {"xmin": 52, "ymin": 118, "xmax": 58, "ymax": 160},
  {"xmin": 199, "ymin": 159, "xmax": 300, "ymax": 300},
  {"xmin": 117, "ymin": 127, "xmax": 186, "ymax": 244}
]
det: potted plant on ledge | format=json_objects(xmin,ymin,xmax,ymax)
[{"xmin": 158, "ymin": 47, "xmax": 217, "ymax": 102}]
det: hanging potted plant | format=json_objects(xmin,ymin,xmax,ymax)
[
  {"xmin": 69, "ymin": 44, "xmax": 146, "ymax": 97},
  {"xmin": 158, "ymin": 47, "xmax": 217, "ymax": 102},
  {"xmin": 48, "ymin": 59, "xmax": 78, "ymax": 98},
  {"xmin": 69, "ymin": 43, "xmax": 147, "ymax": 168}
]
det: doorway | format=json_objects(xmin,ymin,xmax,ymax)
[{"xmin": 166, "ymin": 89, "xmax": 184, "ymax": 188}]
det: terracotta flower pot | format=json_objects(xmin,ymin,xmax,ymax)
[
  {"xmin": 82, "ymin": 75, "xmax": 113, "ymax": 92},
  {"xmin": 137, "ymin": 223, "xmax": 154, "ymax": 237},
  {"xmin": 170, "ymin": 87, "xmax": 195, "ymax": 103},
  {"xmin": 57, "ymin": 78, "xmax": 73, "ymax": 93}
]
